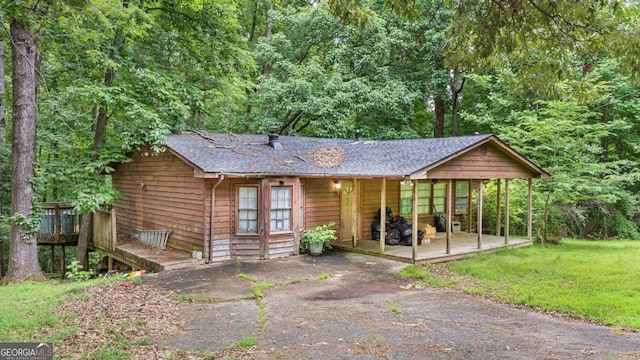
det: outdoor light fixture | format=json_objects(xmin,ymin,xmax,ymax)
[
  {"xmin": 401, "ymin": 177, "xmax": 414, "ymax": 186},
  {"xmin": 335, "ymin": 181, "xmax": 342, "ymax": 192}
]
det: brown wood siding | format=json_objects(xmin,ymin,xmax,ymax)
[
  {"xmin": 426, "ymin": 144, "xmax": 535, "ymax": 179},
  {"xmin": 204, "ymin": 179, "xmax": 232, "ymax": 262},
  {"xmin": 112, "ymin": 150, "xmax": 206, "ymax": 254},
  {"xmin": 267, "ymin": 233, "xmax": 296, "ymax": 259},
  {"xmin": 359, "ymin": 179, "xmax": 403, "ymax": 239},
  {"xmin": 301, "ymin": 178, "xmax": 340, "ymax": 229}
]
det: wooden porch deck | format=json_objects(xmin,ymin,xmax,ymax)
[
  {"xmin": 95, "ymin": 240, "xmax": 205, "ymax": 273},
  {"xmin": 331, "ymin": 232, "xmax": 532, "ymax": 264}
]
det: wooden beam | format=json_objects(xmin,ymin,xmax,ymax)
[
  {"xmin": 380, "ymin": 178, "xmax": 386, "ymax": 254},
  {"xmin": 468, "ymin": 181, "xmax": 473, "ymax": 233},
  {"xmin": 412, "ymin": 180, "xmax": 418, "ymax": 261},
  {"xmin": 111, "ymin": 208, "xmax": 118, "ymax": 250},
  {"xmin": 504, "ymin": 179, "xmax": 510, "ymax": 244},
  {"xmin": 496, "ymin": 179, "xmax": 501, "ymax": 236},
  {"xmin": 55, "ymin": 203, "xmax": 61, "ymax": 241},
  {"xmin": 50, "ymin": 245, "xmax": 55, "ymax": 274},
  {"xmin": 527, "ymin": 178, "xmax": 533, "ymax": 242},
  {"xmin": 353, "ymin": 179, "xmax": 358, "ymax": 247},
  {"xmin": 477, "ymin": 180, "xmax": 483, "ymax": 249},
  {"xmin": 61, "ymin": 245, "xmax": 66, "ymax": 279},
  {"xmin": 446, "ymin": 179, "xmax": 452, "ymax": 254}
]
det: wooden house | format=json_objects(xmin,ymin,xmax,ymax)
[{"xmin": 110, "ymin": 131, "xmax": 548, "ymax": 265}]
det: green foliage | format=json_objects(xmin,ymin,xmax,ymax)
[
  {"xmin": 66, "ymin": 259, "xmax": 93, "ymax": 282},
  {"xmin": 10, "ymin": 211, "xmax": 41, "ymax": 243},
  {"xmin": 235, "ymin": 336, "xmax": 257, "ymax": 348},
  {"xmin": 461, "ymin": 64, "xmax": 640, "ymax": 240},
  {"xmin": 448, "ymin": 240, "xmax": 640, "ymax": 328},
  {"xmin": 388, "ymin": 302, "xmax": 402, "ymax": 314},
  {"xmin": 252, "ymin": 281, "xmax": 274, "ymax": 299},
  {"xmin": 447, "ymin": 1, "xmax": 640, "ymax": 88},
  {"xmin": 397, "ymin": 265, "xmax": 455, "ymax": 287},
  {"xmin": 300, "ymin": 222, "xmax": 336, "ymax": 251},
  {"xmin": 1, "ymin": 0, "xmax": 639, "ymax": 247},
  {"xmin": 0, "ymin": 279, "xmax": 104, "ymax": 342}
]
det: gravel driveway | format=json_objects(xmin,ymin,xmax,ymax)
[{"xmin": 145, "ymin": 251, "xmax": 640, "ymax": 359}]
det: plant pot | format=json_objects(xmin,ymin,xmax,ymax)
[{"xmin": 308, "ymin": 242, "xmax": 324, "ymax": 256}]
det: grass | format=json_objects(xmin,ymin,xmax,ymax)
[
  {"xmin": 0, "ymin": 278, "xmax": 108, "ymax": 342},
  {"xmin": 397, "ymin": 265, "xmax": 456, "ymax": 287},
  {"xmin": 388, "ymin": 302, "xmax": 402, "ymax": 314},
  {"xmin": 316, "ymin": 273, "xmax": 332, "ymax": 280},
  {"xmin": 252, "ymin": 281, "xmax": 274, "ymax": 299},
  {"xmin": 235, "ymin": 336, "xmax": 257, "ymax": 348},
  {"xmin": 427, "ymin": 239, "xmax": 640, "ymax": 329}
]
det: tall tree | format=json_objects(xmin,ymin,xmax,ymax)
[
  {"xmin": 5, "ymin": 16, "xmax": 44, "ymax": 282},
  {"xmin": 0, "ymin": 39, "xmax": 6, "ymax": 277}
]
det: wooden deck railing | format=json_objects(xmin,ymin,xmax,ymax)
[
  {"xmin": 37, "ymin": 202, "xmax": 79, "ymax": 245},
  {"xmin": 92, "ymin": 207, "xmax": 117, "ymax": 251}
]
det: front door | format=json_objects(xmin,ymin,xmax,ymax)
[{"xmin": 340, "ymin": 181, "xmax": 355, "ymax": 241}]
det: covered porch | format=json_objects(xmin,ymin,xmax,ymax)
[{"xmin": 332, "ymin": 232, "xmax": 532, "ymax": 264}]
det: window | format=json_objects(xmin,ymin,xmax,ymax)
[
  {"xmin": 238, "ymin": 187, "xmax": 258, "ymax": 233},
  {"xmin": 270, "ymin": 186, "xmax": 292, "ymax": 231},
  {"xmin": 432, "ymin": 183, "xmax": 446, "ymax": 214},
  {"xmin": 455, "ymin": 180, "xmax": 469, "ymax": 213},
  {"xmin": 399, "ymin": 182, "xmax": 432, "ymax": 215}
]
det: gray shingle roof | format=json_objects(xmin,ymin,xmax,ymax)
[{"xmin": 166, "ymin": 131, "xmax": 502, "ymax": 178}]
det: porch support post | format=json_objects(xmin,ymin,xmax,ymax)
[
  {"xmin": 527, "ymin": 178, "xmax": 533, "ymax": 242},
  {"xmin": 50, "ymin": 245, "xmax": 55, "ymax": 274},
  {"xmin": 477, "ymin": 180, "xmax": 483, "ymax": 249},
  {"xmin": 412, "ymin": 180, "xmax": 418, "ymax": 261},
  {"xmin": 352, "ymin": 178, "xmax": 357, "ymax": 248},
  {"xmin": 504, "ymin": 179, "xmax": 510, "ymax": 244},
  {"xmin": 380, "ymin": 177, "xmax": 386, "ymax": 254},
  {"xmin": 496, "ymin": 179, "xmax": 501, "ymax": 236},
  {"xmin": 467, "ymin": 181, "xmax": 473, "ymax": 232},
  {"xmin": 446, "ymin": 179, "xmax": 452, "ymax": 254},
  {"xmin": 61, "ymin": 245, "xmax": 66, "ymax": 279}
]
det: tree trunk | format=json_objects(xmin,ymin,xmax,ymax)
[
  {"xmin": 0, "ymin": 40, "xmax": 6, "ymax": 278},
  {"xmin": 450, "ymin": 69, "xmax": 465, "ymax": 137},
  {"xmin": 6, "ymin": 19, "xmax": 44, "ymax": 283},
  {"xmin": 434, "ymin": 95, "xmax": 445, "ymax": 138}
]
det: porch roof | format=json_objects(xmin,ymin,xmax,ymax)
[{"xmin": 166, "ymin": 131, "xmax": 548, "ymax": 179}]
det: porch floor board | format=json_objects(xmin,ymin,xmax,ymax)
[
  {"xmin": 99, "ymin": 242, "xmax": 205, "ymax": 273},
  {"xmin": 331, "ymin": 232, "xmax": 532, "ymax": 264}
]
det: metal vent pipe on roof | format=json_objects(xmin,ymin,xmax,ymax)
[{"xmin": 268, "ymin": 133, "xmax": 283, "ymax": 150}]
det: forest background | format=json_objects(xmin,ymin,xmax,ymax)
[{"xmin": 1, "ymin": 0, "xmax": 639, "ymax": 281}]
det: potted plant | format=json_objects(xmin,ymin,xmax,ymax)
[{"xmin": 301, "ymin": 222, "xmax": 337, "ymax": 256}]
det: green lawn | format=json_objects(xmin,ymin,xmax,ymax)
[
  {"xmin": 407, "ymin": 239, "xmax": 640, "ymax": 329},
  {"xmin": 0, "ymin": 279, "xmax": 106, "ymax": 342}
]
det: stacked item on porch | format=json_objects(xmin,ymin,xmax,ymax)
[{"xmin": 371, "ymin": 207, "xmax": 425, "ymax": 246}]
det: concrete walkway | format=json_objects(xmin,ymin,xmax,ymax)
[{"xmin": 144, "ymin": 250, "xmax": 640, "ymax": 359}]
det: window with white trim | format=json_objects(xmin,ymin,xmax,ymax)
[
  {"xmin": 399, "ymin": 182, "xmax": 432, "ymax": 215},
  {"xmin": 238, "ymin": 186, "xmax": 258, "ymax": 233},
  {"xmin": 270, "ymin": 186, "xmax": 292, "ymax": 231},
  {"xmin": 455, "ymin": 180, "xmax": 469, "ymax": 213},
  {"xmin": 432, "ymin": 183, "xmax": 446, "ymax": 213}
]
